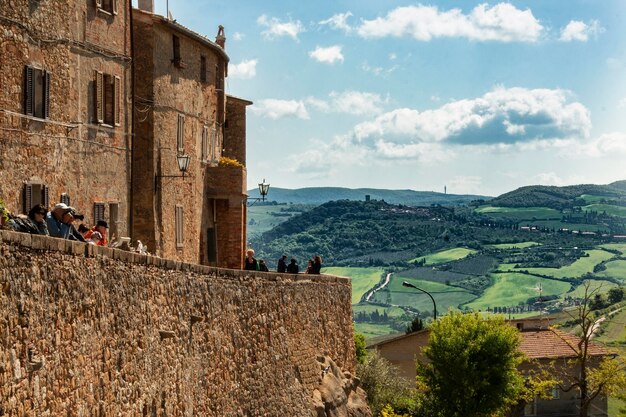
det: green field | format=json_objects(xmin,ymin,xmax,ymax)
[
  {"xmin": 596, "ymin": 260, "xmax": 626, "ymax": 282},
  {"xmin": 247, "ymin": 204, "xmax": 311, "ymax": 237},
  {"xmin": 409, "ymin": 247, "xmax": 477, "ymax": 265},
  {"xmin": 466, "ymin": 273, "xmax": 571, "ymax": 311},
  {"xmin": 531, "ymin": 220, "xmax": 610, "ymax": 232},
  {"xmin": 475, "ymin": 206, "xmax": 561, "ymax": 220},
  {"xmin": 579, "ymin": 194, "xmax": 614, "ymax": 203},
  {"xmin": 502, "ymin": 250, "xmax": 615, "ymax": 279},
  {"xmin": 601, "ymin": 243, "xmax": 626, "ymax": 255},
  {"xmin": 323, "ymin": 266, "xmax": 384, "ymax": 304},
  {"xmin": 354, "ymin": 322, "xmax": 398, "ymax": 339},
  {"xmin": 582, "ymin": 203, "xmax": 626, "ymax": 218},
  {"xmin": 487, "ymin": 242, "xmax": 541, "ymax": 249},
  {"xmin": 374, "ymin": 275, "xmax": 476, "ymax": 314},
  {"xmin": 567, "ymin": 280, "xmax": 618, "ymax": 298}
]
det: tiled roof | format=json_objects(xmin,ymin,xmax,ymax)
[{"xmin": 519, "ymin": 328, "xmax": 610, "ymax": 359}]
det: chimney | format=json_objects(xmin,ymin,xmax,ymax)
[
  {"xmin": 215, "ymin": 25, "xmax": 226, "ymax": 49},
  {"xmin": 138, "ymin": 0, "xmax": 154, "ymax": 13}
]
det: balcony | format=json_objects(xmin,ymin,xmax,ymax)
[{"xmin": 204, "ymin": 164, "xmax": 247, "ymax": 199}]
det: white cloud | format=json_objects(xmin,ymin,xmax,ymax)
[
  {"xmin": 257, "ymin": 15, "xmax": 304, "ymax": 40},
  {"xmin": 357, "ymin": 3, "xmax": 543, "ymax": 42},
  {"xmin": 329, "ymin": 91, "xmax": 385, "ymax": 115},
  {"xmin": 319, "ymin": 12, "xmax": 353, "ymax": 33},
  {"xmin": 351, "ymin": 87, "xmax": 591, "ymax": 146},
  {"xmin": 232, "ymin": 32, "xmax": 244, "ymax": 41},
  {"xmin": 229, "ymin": 59, "xmax": 258, "ymax": 79},
  {"xmin": 305, "ymin": 91, "xmax": 385, "ymax": 115},
  {"xmin": 619, "ymin": 98, "xmax": 626, "ymax": 109},
  {"xmin": 251, "ymin": 99, "xmax": 309, "ymax": 120},
  {"xmin": 309, "ymin": 45, "xmax": 344, "ymax": 64},
  {"xmin": 361, "ymin": 61, "xmax": 398, "ymax": 77},
  {"xmin": 559, "ymin": 20, "xmax": 604, "ymax": 42},
  {"xmin": 569, "ymin": 132, "xmax": 626, "ymax": 158},
  {"xmin": 389, "ymin": 53, "xmax": 397, "ymax": 60}
]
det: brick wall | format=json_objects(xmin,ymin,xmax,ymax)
[{"xmin": 0, "ymin": 229, "xmax": 356, "ymax": 415}]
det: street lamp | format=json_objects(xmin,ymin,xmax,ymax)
[
  {"xmin": 403, "ymin": 281, "xmax": 437, "ymax": 320},
  {"xmin": 258, "ymin": 179, "xmax": 270, "ymax": 202},
  {"xmin": 154, "ymin": 154, "xmax": 192, "ymax": 189},
  {"xmin": 247, "ymin": 179, "xmax": 270, "ymax": 206}
]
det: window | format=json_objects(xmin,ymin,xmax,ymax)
[
  {"xmin": 93, "ymin": 202, "xmax": 106, "ymax": 223},
  {"xmin": 175, "ymin": 205, "xmax": 184, "ymax": 248},
  {"xmin": 23, "ymin": 182, "xmax": 48, "ymax": 214},
  {"xmin": 60, "ymin": 193, "xmax": 70, "ymax": 206},
  {"xmin": 95, "ymin": 0, "xmax": 117, "ymax": 15},
  {"xmin": 177, "ymin": 114, "xmax": 185, "ymax": 153},
  {"xmin": 94, "ymin": 71, "xmax": 121, "ymax": 126},
  {"xmin": 200, "ymin": 56, "xmax": 207, "ymax": 83},
  {"xmin": 201, "ymin": 125, "xmax": 209, "ymax": 161},
  {"xmin": 524, "ymin": 396, "xmax": 537, "ymax": 416},
  {"xmin": 24, "ymin": 66, "xmax": 50, "ymax": 119},
  {"xmin": 551, "ymin": 386, "xmax": 560, "ymax": 400},
  {"xmin": 172, "ymin": 35, "xmax": 185, "ymax": 68},
  {"xmin": 214, "ymin": 64, "xmax": 223, "ymax": 91}
]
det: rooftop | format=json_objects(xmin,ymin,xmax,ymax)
[{"xmin": 519, "ymin": 328, "xmax": 610, "ymax": 359}]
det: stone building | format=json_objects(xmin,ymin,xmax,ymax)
[
  {"xmin": 131, "ymin": 2, "xmax": 250, "ymax": 268},
  {"xmin": 0, "ymin": 0, "xmax": 133, "ymax": 239}
]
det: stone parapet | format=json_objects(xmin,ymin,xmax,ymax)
[{"xmin": 0, "ymin": 229, "xmax": 355, "ymax": 416}]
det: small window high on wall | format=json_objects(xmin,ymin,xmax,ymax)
[
  {"xmin": 175, "ymin": 205, "xmax": 184, "ymax": 249},
  {"xmin": 94, "ymin": 71, "xmax": 121, "ymax": 126},
  {"xmin": 23, "ymin": 180, "xmax": 49, "ymax": 214},
  {"xmin": 24, "ymin": 66, "xmax": 50, "ymax": 119},
  {"xmin": 95, "ymin": 0, "xmax": 117, "ymax": 15}
]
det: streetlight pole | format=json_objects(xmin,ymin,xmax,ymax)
[{"xmin": 402, "ymin": 281, "xmax": 437, "ymax": 320}]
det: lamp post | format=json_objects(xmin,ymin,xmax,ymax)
[
  {"xmin": 258, "ymin": 179, "xmax": 270, "ymax": 202},
  {"xmin": 154, "ymin": 154, "xmax": 191, "ymax": 189},
  {"xmin": 402, "ymin": 281, "xmax": 437, "ymax": 320},
  {"xmin": 247, "ymin": 179, "xmax": 270, "ymax": 206}
]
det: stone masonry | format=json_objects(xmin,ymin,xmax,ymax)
[
  {"xmin": 0, "ymin": 0, "xmax": 133, "ymax": 237},
  {"xmin": 0, "ymin": 230, "xmax": 360, "ymax": 416}
]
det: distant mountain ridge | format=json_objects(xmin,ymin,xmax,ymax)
[
  {"xmin": 247, "ymin": 186, "xmax": 491, "ymax": 206},
  {"xmin": 488, "ymin": 181, "xmax": 626, "ymax": 209}
]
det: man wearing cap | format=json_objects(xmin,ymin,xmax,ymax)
[
  {"xmin": 46, "ymin": 203, "xmax": 73, "ymax": 239},
  {"xmin": 84, "ymin": 220, "xmax": 108, "ymax": 247}
]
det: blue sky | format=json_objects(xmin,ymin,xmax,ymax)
[{"xmin": 141, "ymin": 1, "xmax": 626, "ymax": 196}]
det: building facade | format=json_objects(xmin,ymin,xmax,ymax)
[
  {"xmin": 131, "ymin": 3, "xmax": 249, "ymax": 267},
  {"xmin": 0, "ymin": 0, "xmax": 133, "ymax": 238}
]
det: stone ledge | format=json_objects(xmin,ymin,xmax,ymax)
[{"xmin": 0, "ymin": 229, "xmax": 350, "ymax": 285}]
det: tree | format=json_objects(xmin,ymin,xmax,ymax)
[
  {"xmin": 554, "ymin": 281, "xmax": 626, "ymax": 417},
  {"xmin": 416, "ymin": 312, "xmax": 524, "ymax": 417},
  {"xmin": 405, "ymin": 317, "xmax": 424, "ymax": 334},
  {"xmin": 354, "ymin": 332, "xmax": 367, "ymax": 365},
  {"xmin": 608, "ymin": 287, "xmax": 624, "ymax": 304}
]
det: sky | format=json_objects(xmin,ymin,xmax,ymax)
[{"xmin": 139, "ymin": 1, "xmax": 626, "ymax": 196}]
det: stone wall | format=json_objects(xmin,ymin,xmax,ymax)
[
  {"xmin": 0, "ymin": 0, "xmax": 132, "ymax": 236},
  {"xmin": 0, "ymin": 230, "xmax": 357, "ymax": 416}
]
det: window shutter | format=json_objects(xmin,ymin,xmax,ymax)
[
  {"xmin": 95, "ymin": 0, "xmax": 102, "ymax": 8},
  {"xmin": 175, "ymin": 205, "xmax": 184, "ymax": 248},
  {"xmin": 24, "ymin": 66, "xmax": 34, "ymax": 116},
  {"xmin": 201, "ymin": 125, "xmax": 208, "ymax": 161},
  {"xmin": 210, "ymin": 126, "xmax": 216, "ymax": 162},
  {"xmin": 177, "ymin": 114, "xmax": 185, "ymax": 152},
  {"xmin": 41, "ymin": 185, "xmax": 49, "ymax": 209},
  {"xmin": 112, "ymin": 0, "xmax": 117, "ymax": 15},
  {"xmin": 60, "ymin": 193, "xmax": 70, "ymax": 206},
  {"xmin": 94, "ymin": 70, "xmax": 104, "ymax": 123},
  {"xmin": 23, "ymin": 184, "xmax": 33, "ymax": 214},
  {"xmin": 43, "ymin": 70, "xmax": 51, "ymax": 119},
  {"xmin": 114, "ymin": 75, "xmax": 121, "ymax": 126},
  {"xmin": 94, "ymin": 202, "xmax": 105, "ymax": 222}
]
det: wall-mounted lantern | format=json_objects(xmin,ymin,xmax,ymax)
[{"xmin": 155, "ymin": 154, "xmax": 191, "ymax": 189}]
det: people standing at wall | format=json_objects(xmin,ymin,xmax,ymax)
[
  {"xmin": 305, "ymin": 259, "xmax": 314, "ymax": 274},
  {"xmin": 84, "ymin": 220, "xmax": 108, "ymax": 247},
  {"xmin": 8, "ymin": 204, "xmax": 49, "ymax": 235},
  {"xmin": 277, "ymin": 255, "xmax": 287, "ymax": 273},
  {"xmin": 62, "ymin": 209, "xmax": 86, "ymax": 242},
  {"xmin": 244, "ymin": 248, "xmax": 259, "ymax": 271},
  {"xmin": 286, "ymin": 258, "xmax": 299, "ymax": 274},
  {"xmin": 259, "ymin": 259, "xmax": 269, "ymax": 272},
  {"xmin": 311, "ymin": 255, "xmax": 323, "ymax": 274}
]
